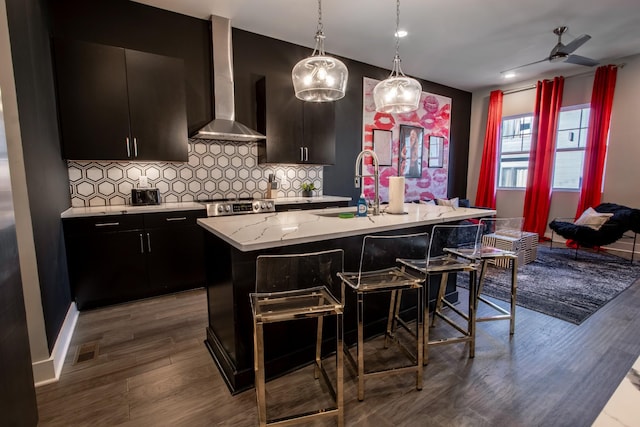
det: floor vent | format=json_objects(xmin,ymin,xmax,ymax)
[{"xmin": 74, "ymin": 342, "xmax": 99, "ymax": 364}]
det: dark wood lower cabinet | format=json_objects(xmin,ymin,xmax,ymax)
[
  {"xmin": 145, "ymin": 212, "xmax": 206, "ymax": 294},
  {"xmin": 63, "ymin": 210, "xmax": 206, "ymax": 310}
]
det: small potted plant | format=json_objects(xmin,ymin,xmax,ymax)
[{"xmin": 301, "ymin": 182, "xmax": 316, "ymax": 197}]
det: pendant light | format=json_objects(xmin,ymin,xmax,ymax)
[
  {"xmin": 292, "ymin": 0, "xmax": 348, "ymax": 102},
  {"xmin": 373, "ymin": 0, "xmax": 422, "ymax": 113}
]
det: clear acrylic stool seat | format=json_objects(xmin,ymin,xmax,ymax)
[{"xmin": 251, "ymin": 249, "xmax": 344, "ymax": 427}]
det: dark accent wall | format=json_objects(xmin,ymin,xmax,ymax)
[
  {"xmin": 6, "ymin": 0, "xmax": 71, "ymax": 352},
  {"xmin": 48, "ymin": 0, "xmax": 212, "ymax": 136},
  {"xmin": 0, "ymin": 214, "xmax": 38, "ymax": 424},
  {"xmin": 0, "ymin": 55, "xmax": 39, "ymax": 427},
  {"xmin": 232, "ymin": 28, "xmax": 472, "ymax": 202}
]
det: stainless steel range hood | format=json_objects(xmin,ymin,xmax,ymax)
[{"xmin": 194, "ymin": 15, "xmax": 265, "ymax": 142}]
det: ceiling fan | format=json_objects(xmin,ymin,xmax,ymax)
[{"xmin": 504, "ymin": 26, "xmax": 599, "ymax": 73}]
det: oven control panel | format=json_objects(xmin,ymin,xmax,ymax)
[{"xmin": 205, "ymin": 200, "xmax": 275, "ymax": 217}]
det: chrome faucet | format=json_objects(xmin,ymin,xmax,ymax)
[{"xmin": 354, "ymin": 149, "xmax": 380, "ymax": 216}]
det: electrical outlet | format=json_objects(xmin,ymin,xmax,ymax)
[{"xmin": 139, "ymin": 175, "xmax": 148, "ymax": 188}]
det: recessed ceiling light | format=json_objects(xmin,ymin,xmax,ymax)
[
  {"xmin": 395, "ymin": 30, "xmax": 407, "ymax": 38},
  {"xmin": 503, "ymin": 71, "xmax": 516, "ymax": 79}
]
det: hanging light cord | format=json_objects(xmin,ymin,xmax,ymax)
[
  {"xmin": 312, "ymin": 0, "xmax": 326, "ymax": 56},
  {"xmin": 391, "ymin": 0, "xmax": 406, "ymax": 77}
]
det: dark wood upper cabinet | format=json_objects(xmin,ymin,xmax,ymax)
[
  {"xmin": 52, "ymin": 38, "xmax": 188, "ymax": 162},
  {"xmin": 258, "ymin": 76, "xmax": 336, "ymax": 165},
  {"xmin": 303, "ymin": 101, "xmax": 336, "ymax": 164}
]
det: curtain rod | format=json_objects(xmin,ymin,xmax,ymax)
[
  {"xmin": 502, "ymin": 63, "xmax": 626, "ymax": 95},
  {"xmin": 503, "ymin": 84, "xmax": 535, "ymax": 95}
]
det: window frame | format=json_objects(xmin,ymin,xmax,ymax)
[
  {"xmin": 551, "ymin": 104, "xmax": 590, "ymax": 191},
  {"xmin": 496, "ymin": 105, "xmax": 595, "ymax": 192},
  {"xmin": 497, "ymin": 113, "xmax": 533, "ymax": 189}
]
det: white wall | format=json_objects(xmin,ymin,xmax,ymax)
[{"xmin": 468, "ymin": 54, "xmax": 640, "ymax": 240}]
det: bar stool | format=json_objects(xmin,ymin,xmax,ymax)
[
  {"xmin": 337, "ymin": 232, "xmax": 427, "ymax": 401},
  {"xmin": 472, "ymin": 217, "xmax": 522, "ymax": 334},
  {"xmin": 396, "ymin": 224, "xmax": 482, "ymax": 364},
  {"xmin": 251, "ymin": 249, "xmax": 344, "ymax": 427}
]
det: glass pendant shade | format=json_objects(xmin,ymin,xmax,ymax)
[
  {"xmin": 373, "ymin": 73, "xmax": 422, "ymax": 113},
  {"xmin": 374, "ymin": 0, "xmax": 422, "ymax": 113},
  {"xmin": 292, "ymin": 54, "xmax": 348, "ymax": 102},
  {"xmin": 292, "ymin": 0, "xmax": 348, "ymax": 102}
]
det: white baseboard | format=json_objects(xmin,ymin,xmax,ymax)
[{"xmin": 33, "ymin": 302, "xmax": 79, "ymax": 387}]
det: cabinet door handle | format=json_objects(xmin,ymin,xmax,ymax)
[
  {"xmin": 146, "ymin": 232, "xmax": 152, "ymax": 253},
  {"xmin": 133, "ymin": 138, "xmax": 138, "ymax": 157},
  {"xmin": 165, "ymin": 217, "xmax": 187, "ymax": 222},
  {"xmin": 126, "ymin": 137, "xmax": 131, "ymax": 157},
  {"xmin": 304, "ymin": 147, "xmax": 309, "ymax": 161},
  {"xmin": 300, "ymin": 146, "xmax": 304, "ymax": 161},
  {"xmin": 139, "ymin": 233, "xmax": 144, "ymax": 253},
  {"xmin": 95, "ymin": 222, "xmax": 120, "ymax": 227}
]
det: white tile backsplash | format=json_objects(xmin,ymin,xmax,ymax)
[{"xmin": 67, "ymin": 139, "xmax": 323, "ymax": 207}]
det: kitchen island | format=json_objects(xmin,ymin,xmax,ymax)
[{"xmin": 198, "ymin": 203, "xmax": 495, "ymax": 393}]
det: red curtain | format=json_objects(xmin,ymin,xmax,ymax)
[
  {"xmin": 575, "ymin": 65, "xmax": 618, "ymax": 217},
  {"xmin": 475, "ymin": 90, "xmax": 503, "ymax": 209},
  {"xmin": 522, "ymin": 77, "xmax": 564, "ymax": 237}
]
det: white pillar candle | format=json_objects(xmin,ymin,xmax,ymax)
[{"xmin": 388, "ymin": 176, "xmax": 405, "ymax": 214}]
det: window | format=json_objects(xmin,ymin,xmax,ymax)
[
  {"xmin": 552, "ymin": 105, "xmax": 590, "ymax": 190},
  {"xmin": 498, "ymin": 114, "xmax": 532, "ymax": 188},
  {"xmin": 497, "ymin": 105, "xmax": 593, "ymax": 190}
]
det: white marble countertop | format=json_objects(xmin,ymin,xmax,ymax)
[
  {"xmin": 60, "ymin": 196, "xmax": 351, "ymax": 218},
  {"xmin": 198, "ymin": 203, "xmax": 496, "ymax": 252},
  {"xmin": 61, "ymin": 202, "xmax": 205, "ymax": 218}
]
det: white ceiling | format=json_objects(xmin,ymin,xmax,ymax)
[{"xmin": 133, "ymin": 0, "xmax": 640, "ymax": 92}]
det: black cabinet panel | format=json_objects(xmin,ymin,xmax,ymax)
[
  {"xmin": 144, "ymin": 211, "xmax": 206, "ymax": 294},
  {"xmin": 303, "ymin": 102, "xmax": 335, "ymax": 164},
  {"xmin": 258, "ymin": 76, "xmax": 335, "ymax": 165},
  {"xmin": 53, "ymin": 39, "xmax": 131, "ymax": 160},
  {"xmin": 261, "ymin": 75, "xmax": 301, "ymax": 164},
  {"xmin": 53, "ymin": 38, "xmax": 188, "ymax": 162},
  {"xmin": 62, "ymin": 214, "xmax": 144, "ymax": 235},
  {"xmin": 146, "ymin": 223, "xmax": 205, "ymax": 293},
  {"xmin": 63, "ymin": 210, "xmax": 206, "ymax": 310},
  {"xmin": 66, "ymin": 230, "xmax": 147, "ymax": 310},
  {"xmin": 125, "ymin": 49, "xmax": 188, "ymax": 161}
]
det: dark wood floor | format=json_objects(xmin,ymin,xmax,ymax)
[{"xmin": 36, "ymin": 274, "xmax": 640, "ymax": 426}]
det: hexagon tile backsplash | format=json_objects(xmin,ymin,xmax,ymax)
[{"xmin": 67, "ymin": 139, "xmax": 324, "ymax": 207}]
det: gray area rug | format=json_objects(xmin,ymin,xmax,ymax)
[{"xmin": 458, "ymin": 245, "xmax": 640, "ymax": 325}]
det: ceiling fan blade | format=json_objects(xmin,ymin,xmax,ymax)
[
  {"xmin": 564, "ymin": 54, "xmax": 599, "ymax": 67},
  {"xmin": 503, "ymin": 58, "xmax": 549, "ymax": 73},
  {"xmin": 558, "ymin": 34, "xmax": 591, "ymax": 54}
]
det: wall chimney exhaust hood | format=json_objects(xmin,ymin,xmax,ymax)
[{"xmin": 194, "ymin": 15, "xmax": 265, "ymax": 142}]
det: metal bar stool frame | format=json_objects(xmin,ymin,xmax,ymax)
[
  {"xmin": 396, "ymin": 223, "xmax": 482, "ymax": 364},
  {"xmin": 251, "ymin": 249, "xmax": 345, "ymax": 427},
  {"xmin": 454, "ymin": 217, "xmax": 522, "ymax": 335},
  {"xmin": 337, "ymin": 232, "xmax": 427, "ymax": 401}
]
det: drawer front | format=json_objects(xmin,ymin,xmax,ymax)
[
  {"xmin": 63, "ymin": 214, "xmax": 144, "ymax": 235},
  {"xmin": 143, "ymin": 209, "xmax": 206, "ymax": 228}
]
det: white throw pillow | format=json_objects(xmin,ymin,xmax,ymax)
[
  {"xmin": 574, "ymin": 207, "xmax": 614, "ymax": 230},
  {"xmin": 420, "ymin": 199, "xmax": 436, "ymax": 206},
  {"xmin": 436, "ymin": 197, "xmax": 459, "ymax": 208}
]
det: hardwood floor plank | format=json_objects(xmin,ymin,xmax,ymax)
[{"xmin": 36, "ymin": 279, "xmax": 640, "ymax": 426}]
